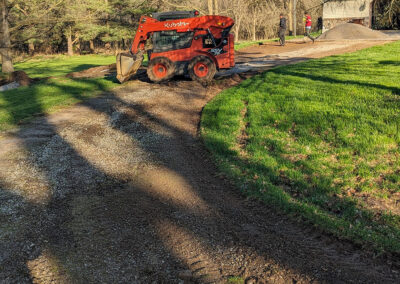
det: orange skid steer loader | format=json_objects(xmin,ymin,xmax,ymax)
[{"xmin": 116, "ymin": 11, "xmax": 235, "ymax": 83}]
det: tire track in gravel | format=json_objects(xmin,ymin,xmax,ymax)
[{"xmin": 0, "ymin": 40, "xmax": 399, "ymax": 283}]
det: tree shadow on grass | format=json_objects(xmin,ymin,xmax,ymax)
[
  {"xmin": 379, "ymin": 60, "xmax": 400, "ymax": 66},
  {"xmin": 0, "ymin": 76, "xmax": 118, "ymax": 129},
  {"xmin": 201, "ymin": 65, "xmax": 400, "ymax": 252},
  {"xmin": 204, "ymin": 132, "xmax": 400, "ymax": 252},
  {"xmin": 271, "ymin": 63, "xmax": 400, "ymax": 95}
]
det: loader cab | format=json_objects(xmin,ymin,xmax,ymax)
[
  {"xmin": 152, "ymin": 30, "xmax": 194, "ymax": 53},
  {"xmin": 150, "ymin": 24, "xmax": 233, "ymax": 54},
  {"xmin": 148, "ymin": 11, "xmax": 199, "ymax": 55}
]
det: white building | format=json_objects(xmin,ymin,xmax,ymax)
[{"xmin": 323, "ymin": 0, "xmax": 374, "ymax": 32}]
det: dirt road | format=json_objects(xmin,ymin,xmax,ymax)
[{"xmin": 1, "ymin": 40, "xmax": 399, "ymax": 283}]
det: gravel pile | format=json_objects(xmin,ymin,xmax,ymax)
[{"xmin": 319, "ymin": 23, "xmax": 390, "ymax": 40}]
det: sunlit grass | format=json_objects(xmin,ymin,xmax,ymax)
[
  {"xmin": 13, "ymin": 54, "xmax": 116, "ymax": 78},
  {"xmin": 227, "ymin": 276, "xmax": 245, "ymax": 283},
  {"xmin": 201, "ymin": 41, "xmax": 400, "ymax": 253}
]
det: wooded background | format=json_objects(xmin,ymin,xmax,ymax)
[{"xmin": 1, "ymin": 0, "xmax": 399, "ymax": 72}]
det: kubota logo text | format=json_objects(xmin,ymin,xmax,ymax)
[{"xmin": 164, "ymin": 21, "xmax": 189, "ymax": 28}]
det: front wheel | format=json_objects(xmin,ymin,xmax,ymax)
[
  {"xmin": 147, "ymin": 57, "xmax": 176, "ymax": 83},
  {"xmin": 188, "ymin": 56, "xmax": 217, "ymax": 83}
]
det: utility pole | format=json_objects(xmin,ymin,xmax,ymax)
[{"xmin": 293, "ymin": 0, "xmax": 297, "ymax": 36}]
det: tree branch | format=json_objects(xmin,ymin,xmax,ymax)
[{"xmin": 162, "ymin": 0, "xmax": 207, "ymax": 15}]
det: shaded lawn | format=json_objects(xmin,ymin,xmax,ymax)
[
  {"xmin": 13, "ymin": 54, "xmax": 116, "ymax": 78},
  {"xmin": 0, "ymin": 52, "xmax": 152, "ymax": 131},
  {"xmin": 0, "ymin": 77, "xmax": 119, "ymax": 131},
  {"xmin": 201, "ymin": 41, "xmax": 400, "ymax": 253},
  {"xmin": 0, "ymin": 54, "xmax": 124, "ymax": 131}
]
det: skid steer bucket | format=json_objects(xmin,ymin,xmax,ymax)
[{"xmin": 116, "ymin": 51, "xmax": 144, "ymax": 83}]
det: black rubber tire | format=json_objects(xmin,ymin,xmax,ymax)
[
  {"xmin": 147, "ymin": 57, "xmax": 176, "ymax": 83},
  {"xmin": 188, "ymin": 56, "xmax": 217, "ymax": 83}
]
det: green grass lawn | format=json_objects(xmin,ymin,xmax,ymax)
[
  {"xmin": 201, "ymin": 41, "xmax": 400, "ymax": 253},
  {"xmin": 0, "ymin": 54, "xmax": 120, "ymax": 131},
  {"xmin": 13, "ymin": 54, "xmax": 116, "ymax": 78},
  {"xmin": 0, "ymin": 77, "xmax": 118, "ymax": 131}
]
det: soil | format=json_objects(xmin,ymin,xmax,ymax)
[
  {"xmin": 66, "ymin": 63, "xmax": 117, "ymax": 79},
  {"xmin": 0, "ymin": 70, "xmax": 34, "ymax": 88},
  {"xmin": 318, "ymin": 23, "xmax": 390, "ymax": 40},
  {"xmin": 9, "ymin": 71, "xmax": 34, "ymax": 86},
  {"xmin": 1, "ymin": 40, "xmax": 399, "ymax": 283}
]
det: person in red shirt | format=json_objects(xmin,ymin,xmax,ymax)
[{"xmin": 304, "ymin": 11, "xmax": 315, "ymax": 43}]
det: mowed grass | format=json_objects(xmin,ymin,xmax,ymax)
[
  {"xmin": 13, "ymin": 54, "xmax": 116, "ymax": 78},
  {"xmin": 0, "ymin": 77, "xmax": 118, "ymax": 130},
  {"xmin": 0, "ymin": 54, "xmax": 119, "ymax": 131},
  {"xmin": 201, "ymin": 41, "xmax": 400, "ymax": 253}
]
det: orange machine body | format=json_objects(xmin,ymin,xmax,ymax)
[{"xmin": 130, "ymin": 15, "xmax": 235, "ymax": 71}]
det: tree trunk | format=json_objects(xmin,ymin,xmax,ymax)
[
  {"xmin": 89, "ymin": 40, "xmax": 95, "ymax": 53},
  {"xmin": 45, "ymin": 45, "xmax": 52, "ymax": 54},
  {"xmin": 76, "ymin": 40, "xmax": 81, "ymax": 55},
  {"xmin": 234, "ymin": 17, "xmax": 242, "ymax": 42},
  {"xmin": 252, "ymin": 16, "xmax": 256, "ymax": 41},
  {"xmin": 208, "ymin": 0, "xmax": 213, "ymax": 15},
  {"xmin": 105, "ymin": 0, "xmax": 110, "ymax": 35},
  {"xmin": 234, "ymin": 25, "xmax": 239, "ymax": 42},
  {"xmin": 0, "ymin": 0, "xmax": 14, "ymax": 73},
  {"xmin": 67, "ymin": 27, "xmax": 73, "ymax": 56},
  {"xmin": 293, "ymin": 0, "xmax": 297, "ymax": 36},
  {"xmin": 114, "ymin": 41, "xmax": 120, "ymax": 56},
  {"xmin": 28, "ymin": 42, "xmax": 35, "ymax": 55},
  {"xmin": 214, "ymin": 0, "xmax": 219, "ymax": 15},
  {"xmin": 288, "ymin": 0, "xmax": 293, "ymax": 36}
]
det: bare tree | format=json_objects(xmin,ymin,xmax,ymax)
[
  {"xmin": 208, "ymin": 0, "xmax": 213, "ymax": 14},
  {"xmin": 373, "ymin": 0, "xmax": 400, "ymax": 29},
  {"xmin": 293, "ymin": 0, "xmax": 297, "ymax": 36},
  {"xmin": 1, "ymin": 0, "xmax": 327, "ymax": 62},
  {"xmin": 214, "ymin": 0, "xmax": 219, "ymax": 14},
  {"xmin": 162, "ymin": 0, "xmax": 207, "ymax": 14},
  {"xmin": 227, "ymin": 0, "xmax": 247, "ymax": 41},
  {"xmin": 0, "ymin": 0, "xmax": 14, "ymax": 73}
]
